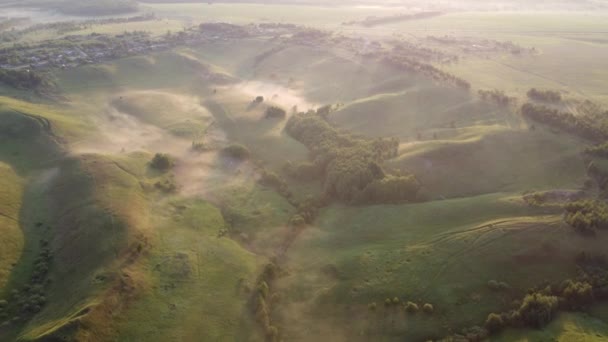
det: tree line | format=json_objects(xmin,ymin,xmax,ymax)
[{"xmin": 521, "ymin": 103, "xmax": 608, "ymax": 142}]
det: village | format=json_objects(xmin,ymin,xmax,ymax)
[{"xmin": 0, "ymin": 22, "xmax": 311, "ymax": 71}]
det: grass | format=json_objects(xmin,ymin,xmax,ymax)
[
  {"xmin": 114, "ymin": 198, "xmax": 263, "ymax": 342},
  {"xmin": 111, "ymin": 90, "xmax": 213, "ymax": 139},
  {"xmin": 330, "ymin": 85, "xmax": 513, "ymax": 138},
  {"xmin": 390, "ymin": 126, "xmax": 587, "ymax": 198},
  {"xmin": 279, "ymin": 194, "xmax": 606, "ymax": 340},
  {"xmin": 0, "ymin": 163, "xmax": 24, "ymax": 293}
]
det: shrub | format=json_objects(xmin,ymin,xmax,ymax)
[
  {"xmin": 368, "ymin": 302, "xmax": 377, "ymax": 311},
  {"xmin": 392, "ymin": 297, "xmax": 400, "ymax": 305},
  {"xmin": 422, "ymin": 303, "xmax": 434, "ymax": 314},
  {"xmin": 517, "ymin": 293, "xmax": 558, "ymax": 328},
  {"xmin": 405, "ymin": 301, "xmax": 419, "ymax": 313},
  {"xmin": 255, "ymin": 96, "xmax": 264, "ymax": 103},
  {"xmin": 265, "ymin": 106, "xmax": 287, "ymax": 119},
  {"xmin": 485, "ymin": 313, "xmax": 505, "ymax": 334},
  {"xmin": 221, "ymin": 144, "xmax": 250, "ymax": 160},
  {"xmin": 150, "ymin": 153, "xmax": 173, "ymax": 171},
  {"xmin": 0, "ymin": 300, "xmax": 6, "ymax": 308}
]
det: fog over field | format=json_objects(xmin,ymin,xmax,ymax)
[{"xmin": 1, "ymin": 0, "xmax": 608, "ymax": 341}]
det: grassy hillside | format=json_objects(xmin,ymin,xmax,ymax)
[{"xmin": 278, "ymin": 194, "xmax": 606, "ymax": 341}]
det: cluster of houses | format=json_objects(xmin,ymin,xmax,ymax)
[{"xmin": 0, "ymin": 22, "xmax": 297, "ymax": 71}]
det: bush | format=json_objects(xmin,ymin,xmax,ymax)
[
  {"xmin": 0, "ymin": 300, "xmax": 6, "ymax": 308},
  {"xmin": 485, "ymin": 313, "xmax": 505, "ymax": 334},
  {"xmin": 422, "ymin": 303, "xmax": 434, "ymax": 314},
  {"xmin": 150, "ymin": 153, "xmax": 173, "ymax": 171},
  {"xmin": 221, "ymin": 144, "xmax": 250, "ymax": 160},
  {"xmin": 255, "ymin": 96, "xmax": 264, "ymax": 103},
  {"xmin": 265, "ymin": 106, "xmax": 287, "ymax": 119},
  {"xmin": 368, "ymin": 302, "xmax": 377, "ymax": 311},
  {"xmin": 405, "ymin": 301, "xmax": 419, "ymax": 313},
  {"xmin": 392, "ymin": 297, "xmax": 400, "ymax": 305},
  {"xmin": 517, "ymin": 293, "xmax": 558, "ymax": 328}
]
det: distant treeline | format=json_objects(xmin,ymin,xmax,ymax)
[
  {"xmin": 285, "ymin": 107, "xmax": 419, "ymax": 204},
  {"xmin": 521, "ymin": 103, "xmax": 608, "ymax": 142},
  {"xmin": 383, "ymin": 55, "xmax": 471, "ymax": 89},
  {"xmin": 343, "ymin": 11, "xmax": 443, "ymax": 27}
]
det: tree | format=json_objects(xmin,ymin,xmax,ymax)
[
  {"xmin": 422, "ymin": 303, "xmax": 434, "ymax": 314},
  {"xmin": 527, "ymin": 88, "xmax": 561, "ymax": 103},
  {"xmin": 405, "ymin": 301, "xmax": 419, "ymax": 313},
  {"xmin": 221, "ymin": 144, "xmax": 250, "ymax": 160},
  {"xmin": 255, "ymin": 96, "xmax": 264, "ymax": 103},
  {"xmin": 150, "ymin": 153, "xmax": 173, "ymax": 171},
  {"xmin": 518, "ymin": 293, "xmax": 558, "ymax": 328},
  {"xmin": 485, "ymin": 313, "xmax": 505, "ymax": 334},
  {"xmin": 561, "ymin": 280, "xmax": 594, "ymax": 309},
  {"xmin": 265, "ymin": 106, "xmax": 287, "ymax": 119}
]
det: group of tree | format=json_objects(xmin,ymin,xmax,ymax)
[
  {"xmin": 527, "ymin": 88, "xmax": 562, "ymax": 103},
  {"xmin": 284, "ymin": 108, "xmax": 420, "ymax": 204},
  {"xmin": 521, "ymin": 103, "xmax": 608, "ymax": 142},
  {"xmin": 265, "ymin": 106, "xmax": 287, "ymax": 119},
  {"xmin": 0, "ymin": 240, "xmax": 51, "ymax": 326},
  {"xmin": 563, "ymin": 200, "xmax": 608, "ymax": 235},
  {"xmin": 0, "ymin": 69, "xmax": 54, "ymax": 93},
  {"xmin": 221, "ymin": 144, "xmax": 250, "ymax": 161},
  {"xmin": 585, "ymin": 142, "xmax": 608, "ymax": 158},
  {"xmin": 250, "ymin": 263, "xmax": 281, "ymax": 342},
  {"xmin": 369, "ymin": 297, "xmax": 434, "ymax": 315},
  {"xmin": 478, "ymin": 89, "xmax": 517, "ymax": 106}
]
